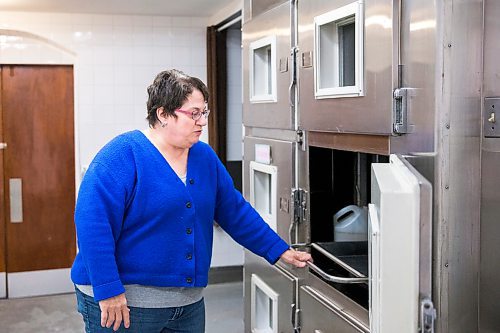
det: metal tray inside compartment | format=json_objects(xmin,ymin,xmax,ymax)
[{"xmin": 313, "ymin": 242, "xmax": 368, "ymax": 278}]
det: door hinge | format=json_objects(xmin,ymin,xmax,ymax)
[
  {"xmin": 420, "ymin": 298, "xmax": 436, "ymax": 333},
  {"xmin": 0, "ymin": 142, "xmax": 7, "ymax": 150},
  {"xmin": 292, "ymin": 188, "xmax": 307, "ymax": 224},
  {"xmin": 392, "ymin": 87, "xmax": 414, "ymax": 134}
]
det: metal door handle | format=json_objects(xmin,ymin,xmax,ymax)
[
  {"xmin": 289, "ymin": 80, "xmax": 296, "ymax": 108},
  {"xmin": 9, "ymin": 178, "xmax": 23, "ymax": 223},
  {"xmin": 290, "ymin": 242, "xmax": 368, "ymax": 283},
  {"xmin": 306, "ymin": 261, "xmax": 368, "ymax": 284},
  {"xmin": 289, "ymin": 46, "xmax": 298, "ymax": 108}
]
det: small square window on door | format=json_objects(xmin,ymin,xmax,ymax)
[
  {"xmin": 249, "ymin": 35, "xmax": 277, "ymax": 103},
  {"xmin": 251, "ymin": 274, "xmax": 278, "ymax": 333},
  {"xmin": 314, "ymin": 1, "xmax": 364, "ymax": 98},
  {"xmin": 249, "ymin": 161, "xmax": 278, "ymax": 232}
]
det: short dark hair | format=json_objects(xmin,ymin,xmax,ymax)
[{"xmin": 146, "ymin": 69, "xmax": 209, "ymax": 127}]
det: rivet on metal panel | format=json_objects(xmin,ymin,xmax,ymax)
[
  {"xmin": 447, "ymin": 43, "xmax": 452, "ymax": 48},
  {"xmin": 446, "ymin": 124, "xmax": 450, "ymax": 129},
  {"xmin": 445, "ymin": 185, "xmax": 449, "ymax": 190},
  {"xmin": 445, "ymin": 263, "xmax": 449, "ymax": 267}
]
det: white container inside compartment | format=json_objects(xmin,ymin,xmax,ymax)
[{"xmin": 333, "ymin": 205, "xmax": 368, "ymax": 241}]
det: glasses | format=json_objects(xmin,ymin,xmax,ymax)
[{"xmin": 175, "ymin": 108, "xmax": 210, "ymax": 121}]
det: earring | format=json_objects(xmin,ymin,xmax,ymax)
[{"xmin": 161, "ymin": 122, "xmax": 167, "ymax": 128}]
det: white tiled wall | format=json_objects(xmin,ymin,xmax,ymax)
[
  {"xmin": 0, "ymin": 11, "xmax": 208, "ymax": 170},
  {"xmin": 0, "ymin": 11, "xmax": 246, "ymax": 268}
]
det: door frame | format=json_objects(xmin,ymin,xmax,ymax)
[{"xmin": 0, "ymin": 66, "xmax": 5, "ymax": 298}]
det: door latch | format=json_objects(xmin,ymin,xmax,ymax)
[
  {"xmin": 290, "ymin": 188, "xmax": 307, "ymax": 244},
  {"xmin": 488, "ymin": 112, "xmax": 496, "ymax": 123},
  {"xmin": 292, "ymin": 188, "xmax": 307, "ymax": 225}
]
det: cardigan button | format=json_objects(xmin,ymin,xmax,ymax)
[
  {"xmin": 189, "ymin": 178, "xmax": 194, "ymax": 184},
  {"xmin": 186, "ymin": 201, "xmax": 192, "ymax": 208},
  {"xmin": 186, "ymin": 228, "xmax": 192, "ymax": 234},
  {"xmin": 186, "ymin": 253, "xmax": 193, "ymax": 260},
  {"xmin": 186, "ymin": 277, "xmax": 193, "ymax": 283}
]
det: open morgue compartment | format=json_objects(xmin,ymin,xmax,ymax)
[
  {"xmin": 299, "ymin": 145, "xmax": 434, "ymax": 332},
  {"xmin": 307, "ymin": 147, "xmax": 388, "ymax": 309},
  {"xmin": 295, "ymin": 146, "xmax": 390, "ymax": 332}
]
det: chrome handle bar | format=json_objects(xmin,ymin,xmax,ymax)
[
  {"xmin": 306, "ymin": 261, "xmax": 368, "ymax": 284},
  {"xmin": 290, "ymin": 243, "xmax": 368, "ymax": 284}
]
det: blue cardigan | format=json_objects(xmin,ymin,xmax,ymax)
[{"xmin": 71, "ymin": 130, "xmax": 289, "ymax": 301}]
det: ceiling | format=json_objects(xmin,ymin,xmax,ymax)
[{"xmin": 0, "ymin": 0, "xmax": 237, "ymax": 17}]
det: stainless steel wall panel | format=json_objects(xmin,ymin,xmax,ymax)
[
  {"xmin": 389, "ymin": 0, "xmax": 437, "ymax": 154},
  {"xmin": 242, "ymin": 2, "xmax": 294, "ymax": 130},
  {"xmin": 480, "ymin": 1, "xmax": 500, "ymax": 331},
  {"xmin": 436, "ymin": 1, "xmax": 483, "ymax": 332},
  {"xmin": 482, "ymin": 0, "xmax": 500, "ymax": 153},
  {"xmin": 479, "ymin": 151, "xmax": 500, "ymax": 333},
  {"xmin": 298, "ymin": 0, "xmax": 394, "ymax": 134}
]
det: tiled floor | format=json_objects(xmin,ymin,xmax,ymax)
[{"xmin": 0, "ymin": 282, "xmax": 244, "ymax": 333}]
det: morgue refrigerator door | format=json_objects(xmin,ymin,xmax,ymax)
[{"xmin": 369, "ymin": 155, "xmax": 432, "ymax": 333}]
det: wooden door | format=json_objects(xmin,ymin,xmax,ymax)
[
  {"xmin": 0, "ymin": 67, "xmax": 5, "ymax": 298},
  {"xmin": 1, "ymin": 65, "xmax": 75, "ymax": 297}
]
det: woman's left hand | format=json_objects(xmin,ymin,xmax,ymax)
[{"xmin": 279, "ymin": 249, "xmax": 312, "ymax": 268}]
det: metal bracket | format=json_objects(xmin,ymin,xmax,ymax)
[
  {"xmin": 393, "ymin": 87, "xmax": 413, "ymax": 134},
  {"xmin": 420, "ymin": 298, "xmax": 436, "ymax": 333}
]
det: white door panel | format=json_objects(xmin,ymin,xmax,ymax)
[{"xmin": 369, "ymin": 155, "xmax": 421, "ymax": 333}]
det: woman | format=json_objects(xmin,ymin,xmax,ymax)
[{"xmin": 71, "ymin": 69, "xmax": 311, "ymax": 332}]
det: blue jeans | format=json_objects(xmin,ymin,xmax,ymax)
[{"xmin": 75, "ymin": 288, "xmax": 205, "ymax": 333}]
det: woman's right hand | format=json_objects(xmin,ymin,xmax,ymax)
[{"xmin": 98, "ymin": 293, "xmax": 130, "ymax": 331}]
